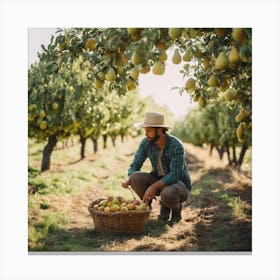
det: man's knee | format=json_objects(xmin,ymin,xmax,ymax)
[
  {"xmin": 129, "ymin": 172, "xmax": 156, "ymax": 199},
  {"xmin": 160, "ymin": 186, "xmax": 180, "ymax": 210}
]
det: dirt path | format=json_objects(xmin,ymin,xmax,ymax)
[{"xmin": 29, "ymin": 139, "xmax": 252, "ymax": 252}]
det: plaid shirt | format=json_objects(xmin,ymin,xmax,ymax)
[{"xmin": 128, "ymin": 134, "xmax": 192, "ymax": 190}]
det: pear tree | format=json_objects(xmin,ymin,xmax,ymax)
[{"xmin": 35, "ymin": 27, "xmax": 252, "ymax": 165}]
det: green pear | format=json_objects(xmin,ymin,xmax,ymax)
[
  {"xmin": 95, "ymin": 79, "xmax": 104, "ymax": 89},
  {"xmin": 185, "ymin": 78, "xmax": 195, "ymax": 92},
  {"xmin": 168, "ymin": 28, "xmax": 181, "ymax": 39},
  {"xmin": 93, "ymin": 204, "xmax": 99, "ymax": 210},
  {"xmin": 131, "ymin": 51, "xmax": 142, "ymax": 65},
  {"xmin": 120, "ymin": 206, "xmax": 129, "ymax": 212},
  {"xmin": 232, "ymin": 28, "xmax": 246, "ymax": 45},
  {"xmin": 235, "ymin": 108, "xmax": 246, "ymax": 122},
  {"xmin": 198, "ymin": 96, "xmax": 207, "ymax": 107},
  {"xmin": 215, "ymin": 51, "xmax": 229, "ymax": 70},
  {"xmin": 159, "ymin": 51, "xmax": 168, "ymax": 62},
  {"xmin": 105, "ymin": 67, "xmax": 116, "ymax": 81},
  {"xmin": 99, "ymin": 199, "xmax": 108, "ymax": 207},
  {"xmin": 229, "ymin": 45, "xmax": 240, "ymax": 64},
  {"xmin": 207, "ymin": 74, "xmax": 218, "ymax": 87},
  {"xmin": 183, "ymin": 48, "xmax": 192, "ymax": 62},
  {"xmin": 139, "ymin": 202, "xmax": 148, "ymax": 210},
  {"xmin": 130, "ymin": 67, "xmax": 139, "ymax": 79},
  {"xmin": 126, "ymin": 203, "xmax": 135, "ymax": 210},
  {"xmin": 172, "ymin": 49, "xmax": 182, "ymax": 64},
  {"xmin": 112, "ymin": 197, "xmax": 120, "ymax": 205},
  {"xmin": 152, "ymin": 61, "xmax": 165, "ymax": 75},
  {"xmin": 110, "ymin": 204, "xmax": 120, "ymax": 212}
]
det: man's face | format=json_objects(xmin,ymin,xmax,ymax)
[{"xmin": 145, "ymin": 127, "xmax": 160, "ymax": 142}]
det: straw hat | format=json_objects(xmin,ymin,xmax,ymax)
[{"xmin": 136, "ymin": 112, "xmax": 171, "ymax": 129}]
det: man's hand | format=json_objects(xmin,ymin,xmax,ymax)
[
  {"xmin": 143, "ymin": 180, "xmax": 165, "ymax": 202},
  {"xmin": 143, "ymin": 185, "xmax": 157, "ymax": 202},
  {"xmin": 121, "ymin": 178, "xmax": 131, "ymax": 188}
]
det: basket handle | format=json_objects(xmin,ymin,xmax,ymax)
[
  {"xmin": 92, "ymin": 183, "xmax": 141, "ymax": 201},
  {"xmin": 127, "ymin": 186, "xmax": 137, "ymax": 199},
  {"xmin": 92, "ymin": 185, "xmax": 102, "ymax": 200}
]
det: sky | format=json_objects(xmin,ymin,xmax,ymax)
[{"xmin": 28, "ymin": 28, "xmax": 196, "ymax": 120}]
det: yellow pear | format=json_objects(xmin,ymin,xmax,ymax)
[
  {"xmin": 168, "ymin": 28, "xmax": 181, "ymax": 39},
  {"xmin": 203, "ymin": 56, "xmax": 210, "ymax": 68},
  {"xmin": 85, "ymin": 38, "xmax": 96, "ymax": 51},
  {"xmin": 139, "ymin": 64, "xmax": 150, "ymax": 74},
  {"xmin": 236, "ymin": 122, "xmax": 246, "ymax": 142},
  {"xmin": 130, "ymin": 67, "xmax": 139, "ymax": 79},
  {"xmin": 215, "ymin": 51, "xmax": 229, "ymax": 70},
  {"xmin": 159, "ymin": 51, "xmax": 168, "ymax": 62},
  {"xmin": 219, "ymin": 79, "xmax": 230, "ymax": 92},
  {"xmin": 228, "ymin": 45, "xmax": 240, "ymax": 64},
  {"xmin": 156, "ymin": 41, "xmax": 168, "ymax": 50},
  {"xmin": 183, "ymin": 48, "xmax": 192, "ymax": 62},
  {"xmin": 215, "ymin": 28, "xmax": 226, "ymax": 36},
  {"xmin": 110, "ymin": 204, "xmax": 120, "ymax": 212},
  {"xmin": 235, "ymin": 108, "xmax": 246, "ymax": 122},
  {"xmin": 126, "ymin": 79, "xmax": 137, "ymax": 91},
  {"xmin": 120, "ymin": 206, "xmax": 129, "ymax": 212},
  {"xmin": 95, "ymin": 79, "xmax": 104, "ymax": 89},
  {"xmin": 117, "ymin": 66, "xmax": 125, "ymax": 75},
  {"xmin": 131, "ymin": 51, "xmax": 142, "ymax": 65},
  {"xmin": 194, "ymin": 48, "xmax": 202, "ymax": 58},
  {"xmin": 184, "ymin": 78, "xmax": 195, "ymax": 92},
  {"xmin": 172, "ymin": 49, "xmax": 182, "ymax": 64},
  {"xmin": 139, "ymin": 202, "xmax": 148, "ymax": 210},
  {"xmin": 152, "ymin": 61, "xmax": 165, "ymax": 75},
  {"xmin": 224, "ymin": 89, "xmax": 236, "ymax": 101},
  {"xmin": 193, "ymin": 94, "xmax": 199, "ymax": 102},
  {"xmin": 59, "ymin": 42, "xmax": 67, "ymax": 52},
  {"xmin": 198, "ymin": 96, "xmax": 207, "ymax": 107},
  {"xmin": 97, "ymin": 71, "xmax": 105, "ymax": 81},
  {"xmin": 105, "ymin": 67, "xmax": 116, "ymax": 81},
  {"xmin": 232, "ymin": 28, "xmax": 246, "ymax": 45},
  {"xmin": 39, "ymin": 121, "xmax": 47, "ymax": 130},
  {"xmin": 207, "ymin": 74, "xmax": 218, "ymax": 87},
  {"xmin": 127, "ymin": 28, "xmax": 139, "ymax": 35}
]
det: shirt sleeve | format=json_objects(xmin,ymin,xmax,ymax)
[
  {"xmin": 160, "ymin": 141, "xmax": 185, "ymax": 185},
  {"xmin": 128, "ymin": 138, "xmax": 148, "ymax": 176}
]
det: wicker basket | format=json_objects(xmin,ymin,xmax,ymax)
[{"xmin": 88, "ymin": 199, "xmax": 151, "ymax": 234}]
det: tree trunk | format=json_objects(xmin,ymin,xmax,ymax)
[
  {"xmin": 232, "ymin": 146, "xmax": 237, "ymax": 165},
  {"xmin": 216, "ymin": 145, "xmax": 224, "ymax": 160},
  {"xmin": 103, "ymin": 134, "xmax": 107, "ymax": 149},
  {"xmin": 209, "ymin": 144, "xmax": 214, "ymax": 156},
  {"xmin": 41, "ymin": 135, "xmax": 57, "ymax": 172},
  {"xmin": 236, "ymin": 144, "xmax": 248, "ymax": 167},
  {"xmin": 80, "ymin": 135, "xmax": 86, "ymax": 159},
  {"xmin": 226, "ymin": 145, "xmax": 232, "ymax": 165},
  {"xmin": 111, "ymin": 136, "xmax": 116, "ymax": 147},
  {"xmin": 92, "ymin": 138, "xmax": 98, "ymax": 154}
]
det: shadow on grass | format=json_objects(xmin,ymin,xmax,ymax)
[
  {"xmin": 29, "ymin": 218, "xmax": 168, "ymax": 252},
  {"xmin": 184, "ymin": 166, "xmax": 252, "ymax": 251}
]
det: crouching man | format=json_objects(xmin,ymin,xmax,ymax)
[{"xmin": 122, "ymin": 112, "xmax": 191, "ymax": 224}]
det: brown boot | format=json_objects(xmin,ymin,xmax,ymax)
[
  {"xmin": 170, "ymin": 206, "xmax": 182, "ymax": 224},
  {"xmin": 157, "ymin": 205, "xmax": 170, "ymax": 222}
]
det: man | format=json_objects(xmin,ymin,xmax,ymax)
[{"xmin": 122, "ymin": 112, "xmax": 191, "ymax": 224}]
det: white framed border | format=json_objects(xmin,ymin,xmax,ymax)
[{"xmin": 1, "ymin": 0, "xmax": 280, "ymax": 279}]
